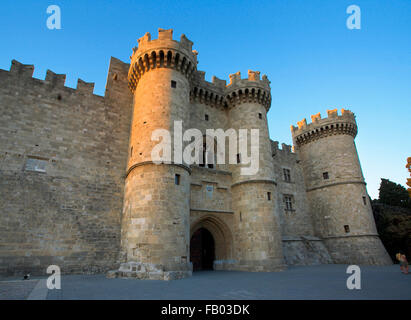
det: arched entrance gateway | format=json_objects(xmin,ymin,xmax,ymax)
[
  {"xmin": 190, "ymin": 228, "xmax": 215, "ymax": 271},
  {"xmin": 189, "ymin": 215, "xmax": 234, "ymax": 271}
]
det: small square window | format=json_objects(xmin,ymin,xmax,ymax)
[
  {"xmin": 267, "ymin": 192, "xmax": 271, "ymax": 201},
  {"xmin": 323, "ymin": 172, "xmax": 329, "ymax": 180},
  {"xmin": 258, "ymin": 113, "xmax": 262, "ymax": 119},
  {"xmin": 205, "ymin": 114, "xmax": 209, "ymax": 121},
  {"xmin": 175, "ymin": 174, "xmax": 180, "ymax": 185},
  {"xmin": 171, "ymin": 80, "xmax": 177, "ymax": 88},
  {"xmin": 25, "ymin": 157, "xmax": 48, "ymax": 173},
  {"xmin": 344, "ymin": 225, "xmax": 350, "ymax": 233}
]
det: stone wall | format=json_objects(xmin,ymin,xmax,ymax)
[
  {"xmin": 231, "ymin": 181, "xmax": 285, "ymax": 271},
  {"xmin": 0, "ymin": 57, "xmax": 132, "ymax": 275},
  {"xmin": 282, "ymin": 236, "xmax": 333, "ymax": 265},
  {"xmin": 323, "ymin": 235, "xmax": 392, "ymax": 265},
  {"xmin": 272, "ymin": 141, "xmax": 332, "ymax": 265},
  {"xmin": 190, "ymin": 166, "xmax": 232, "ymax": 213},
  {"xmin": 188, "ymin": 101, "xmax": 230, "ymax": 172},
  {"xmin": 121, "ymin": 164, "xmax": 191, "ymax": 270},
  {"xmin": 272, "ymin": 141, "xmax": 316, "ymax": 237}
]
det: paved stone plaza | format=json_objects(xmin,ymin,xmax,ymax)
[{"xmin": 0, "ymin": 265, "xmax": 410, "ymax": 300}]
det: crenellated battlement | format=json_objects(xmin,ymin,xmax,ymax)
[
  {"xmin": 134, "ymin": 29, "xmax": 195, "ymax": 57},
  {"xmin": 128, "ymin": 29, "xmax": 198, "ymax": 92},
  {"xmin": 45, "ymin": 69, "xmax": 66, "ymax": 87},
  {"xmin": 271, "ymin": 140, "xmax": 294, "ymax": 156},
  {"xmin": 290, "ymin": 109, "xmax": 357, "ymax": 147},
  {"xmin": 10, "ymin": 59, "xmax": 34, "ymax": 77},
  {"xmin": 3, "ymin": 29, "xmax": 274, "ymax": 114},
  {"xmin": 227, "ymin": 70, "xmax": 270, "ymax": 88},
  {"xmin": 189, "ymin": 69, "xmax": 271, "ymax": 110},
  {"xmin": 0, "ymin": 59, "xmax": 105, "ymax": 98},
  {"xmin": 76, "ymin": 78, "xmax": 95, "ymax": 94},
  {"xmin": 225, "ymin": 70, "xmax": 271, "ymax": 111},
  {"xmin": 226, "ymin": 70, "xmax": 270, "ymax": 91},
  {"xmin": 128, "ymin": 29, "xmax": 272, "ymax": 111},
  {"xmin": 190, "ymin": 70, "xmax": 226, "ymax": 109}
]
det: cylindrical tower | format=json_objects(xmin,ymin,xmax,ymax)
[
  {"xmin": 291, "ymin": 109, "xmax": 391, "ymax": 265},
  {"xmin": 117, "ymin": 29, "xmax": 197, "ymax": 280},
  {"xmin": 227, "ymin": 70, "xmax": 285, "ymax": 271}
]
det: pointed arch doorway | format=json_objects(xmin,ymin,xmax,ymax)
[{"xmin": 190, "ymin": 228, "xmax": 215, "ymax": 271}]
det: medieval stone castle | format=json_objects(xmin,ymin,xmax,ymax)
[{"xmin": 0, "ymin": 29, "xmax": 392, "ymax": 280}]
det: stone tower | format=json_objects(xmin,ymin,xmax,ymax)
[
  {"xmin": 118, "ymin": 29, "xmax": 197, "ymax": 280},
  {"xmin": 291, "ymin": 109, "xmax": 392, "ymax": 265},
  {"xmin": 227, "ymin": 71, "xmax": 286, "ymax": 271}
]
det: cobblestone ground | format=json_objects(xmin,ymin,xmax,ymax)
[
  {"xmin": 1, "ymin": 265, "xmax": 410, "ymax": 300},
  {"xmin": 0, "ymin": 280, "xmax": 39, "ymax": 300}
]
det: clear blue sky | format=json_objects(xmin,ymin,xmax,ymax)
[{"xmin": 0, "ymin": 0, "xmax": 410, "ymax": 199}]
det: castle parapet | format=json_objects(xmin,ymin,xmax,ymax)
[
  {"xmin": 10, "ymin": 60, "xmax": 34, "ymax": 77},
  {"xmin": 77, "ymin": 79, "xmax": 95, "ymax": 94},
  {"xmin": 190, "ymin": 70, "xmax": 226, "ymax": 109},
  {"xmin": 226, "ymin": 70, "xmax": 270, "ymax": 90},
  {"xmin": 129, "ymin": 30, "xmax": 273, "ymax": 110},
  {"xmin": 0, "ymin": 59, "xmax": 105, "ymax": 98},
  {"xmin": 271, "ymin": 140, "xmax": 294, "ymax": 157},
  {"xmin": 291, "ymin": 109, "xmax": 357, "ymax": 147},
  {"xmin": 212, "ymin": 75, "xmax": 226, "ymax": 87},
  {"xmin": 225, "ymin": 70, "xmax": 271, "ymax": 111},
  {"xmin": 128, "ymin": 28, "xmax": 198, "ymax": 92},
  {"xmin": 45, "ymin": 70, "xmax": 66, "ymax": 87},
  {"xmin": 190, "ymin": 69, "xmax": 272, "ymax": 110}
]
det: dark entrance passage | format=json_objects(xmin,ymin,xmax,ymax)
[{"xmin": 190, "ymin": 228, "xmax": 215, "ymax": 271}]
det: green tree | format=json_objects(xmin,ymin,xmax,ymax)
[
  {"xmin": 372, "ymin": 203, "xmax": 411, "ymax": 262},
  {"xmin": 378, "ymin": 178, "xmax": 411, "ymax": 208},
  {"xmin": 406, "ymin": 157, "xmax": 411, "ymax": 198}
]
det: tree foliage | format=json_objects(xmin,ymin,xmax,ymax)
[
  {"xmin": 373, "ymin": 177, "xmax": 411, "ymax": 262},
  {"xmin": 406, "ymin": 157, "xmax": 411, "ymax": 198},
  {"xmin": 372, "ymin": 202, "xmax": 411, "ymax": 262},
  {"xmin": 378, "ymin": 178, "xmax": 411, "ymax": 208}
]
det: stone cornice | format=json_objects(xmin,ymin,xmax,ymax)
[
  {"xmin": 128, "ymin": 47, "xmax": 197, "ymax": 93},
  {"xmin": 306, "ymin": 180, "xmax": 366, "ymax": 192},
  {"xmin": 190, "ymin": 208, "xmax": 234, "ymax": 214},
  {"xmin": 231, "ymin": 179, "xmax": 277, "ymax": 188},
  {"xmin": 190, "ymin": 83, "xmax": 226, "ymax": 109},
  {"xmin": 125, "ymin": 161, "xmax": 191, "ymax": 178},
  {"xmin": 322, "ymin": 234, "xmax": 380, "ymax": 239},
  {"xmin": 225, "ymin": 85, "xmax": 271, "ymax": 111}
]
